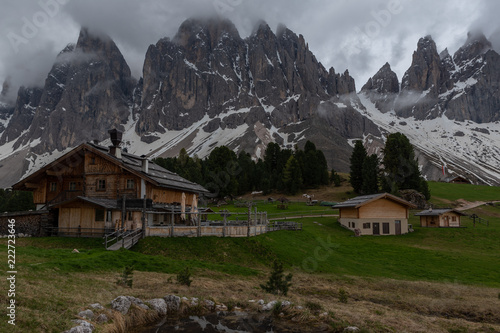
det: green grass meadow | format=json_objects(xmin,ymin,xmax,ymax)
[{"xmin": 1, "ymin": 181, "xmax": 500, "ymax": 332}]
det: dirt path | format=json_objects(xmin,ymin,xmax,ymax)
[{"xmin": 455, "ymin": 199, "xmax": 500, "ymax": 211}]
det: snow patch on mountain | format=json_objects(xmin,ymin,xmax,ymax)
[{"xmin": 357, "ymin": 92, "xmax": 500, "ymax": 185}]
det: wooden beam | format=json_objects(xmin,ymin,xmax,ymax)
[
  {"xmin": 25, "ymin": 183, "xmax": 40, "ymax": 189},
  {"xmin": 46, "ymin": 170, "xmax": 65, "ymax": 176}
]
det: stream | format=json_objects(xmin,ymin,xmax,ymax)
[{"xmin": 139, "ymin": 311, "xmax": 330, "ymax": 332}]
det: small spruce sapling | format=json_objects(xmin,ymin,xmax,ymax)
[
  {"xmin": 177, "ymin": 267, "xmax": 193, "ymax": 287},
  {"xmin": 117, "ymin": 266, "xmax": 134, "ymax": 288},
  {"xmin": 260, "ymin": 260, "xmax": 293, "ymax": 296}
]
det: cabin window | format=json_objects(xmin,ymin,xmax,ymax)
[
  {"xmin": 452, "ymin": 216, "xmax": 456, "ymax": 222},
  {"xmin": 49, "ymin": 182, "xmax": 57, "ymax": 192},
  {"xmin": 95, "ymin": 209, "xmax": 105, "ymax": 222},
  {"xmin": 363, "ymin": 222, "xmax": 370, "ymax": 229},
  {"xmin": 382, "ymin": 223, "xmax": 390, "ymax": 234},
  {"xmin": 106, "ymin": 210, "xmax": 112, "ymax": 222},
  {"xmin": 69, "ymin": 182, "xmax": 77, "ymax": 191},
  {"xmin": 90, "ymin": 157, "xmax": 96, "ymax": 165},
  {"xmin": 97, "ymin": 179, "xmax": 106, "ymax": 191},
  {"xmin": 126, "ymin": 179, "xmax": 135, "ymax": 189},
  {"xmin": 127, "ymin": 211, "xmax": 133, "ymax": 221}
]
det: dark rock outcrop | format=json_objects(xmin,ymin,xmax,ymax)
[
  {"xmin": 388, "ymin": 33, "xmax": 500, "ymax": 122},
  {"xmin": 361, "ymin": 62, "xmax": 399, "ymax": 112}
]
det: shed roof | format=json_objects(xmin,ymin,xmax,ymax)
[
  {"xmin": 414, "ymin": 208, "xmax": 467, "ymax": 216},
  {"xmin": 334, "ymin": 193, "xmax": 416, "ymax": 209},
  {"xmin": 52, "ymin": 196, "xmax": 119, "ymax": 209}
]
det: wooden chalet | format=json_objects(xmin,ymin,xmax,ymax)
[
  {"xmin": 447, "ymin": 176, "xmax": 471, "ymax": 185},
  {"xmin": 13, "ymin": 130, "xmax": 208, "ymax": 236},
  {"xmin": 414, "ymin": 208, "xmax": 466, "ymax": 227},
  {"xmin": 335, "ymin": 193, "xmax": 416, "ymax": 236}
]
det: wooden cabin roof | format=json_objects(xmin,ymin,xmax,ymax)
[
  {"xmin": 334, "ymin": 193, "xmax": 416, "ymax": 209},
  {"xmin": 52, "ymin": 196, "xmax": 119, "ymax": 209},
  {"xmin": 415, "ymin": 208, "xmax": 467, "ymax": 216},
  {"xmin": 13, "ymin": 142, "xmax": 209, "ymax": 194}
]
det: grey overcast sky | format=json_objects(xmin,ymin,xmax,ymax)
[{"xmin": 0, "ymin": 0, "xmax": 499, "ymax": 101}]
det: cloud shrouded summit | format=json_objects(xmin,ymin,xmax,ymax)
[{"xmin": 0, "ymin": 0, "xmax": 498, "ymax": 102}]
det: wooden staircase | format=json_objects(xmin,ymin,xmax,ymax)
[{"xmin": 104, "ymin": 229, "xmax": 143, "ymax": 251}]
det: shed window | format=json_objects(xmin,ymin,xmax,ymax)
[
  {"xmin": 126, "ymin": 179, "xmax": 135, "ymax": 189},
  {"xmin": 69, "ymin": 182, "xmax": 77, "ymax": 191},
  {"xmin": 452, "ymin": 216, "xmax": 457, "ymax": 222},
  {"xmin": 97, "ymin": 179, "xmax": 106, "ymax": 191},
  {"xmin": 50, "ymin": 182, "xmax": 57, "ymax": 192},
  {"xmin": 382, "ymin": 223, "xmax": 390, "ymax": 234},
  {"xmin": 95, "ymin": 209, "xmax": 105, "ymax": 222},
  {"xmin": 363, "ymin": 222, "xmax": 370, "ymax": 229},
  {"xmin": 106, "ymin": 210, "xmax": 112, "ymax": 222}
]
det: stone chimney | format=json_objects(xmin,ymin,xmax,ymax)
[
  {"xmin": 141, "ymin": 155, "xmax": 149, "ymax": 174},
  {"xmin": 108, "ymin": 129, "xmax": 122, "ymax": 159}
]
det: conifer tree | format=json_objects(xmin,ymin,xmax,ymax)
[
  {"xmin": 362, "ymin": 154, "xmax": 379, "ymax": 194},
  {"xmin": 381, "ymin": 132, "xmax": 430, "ymax": 199},
  {"xmin": 349, "ymin": 140, "xmax": 367, "ymax": 193},
  {"xmin": 282, "ymin": 155, "xmax": 303, "ymax": 195}
]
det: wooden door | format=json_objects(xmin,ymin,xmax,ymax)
[
  {"xmin": 373, "ymin": 223, "xmax": 380, "ymax": 235},
  {"xmin": 395, "ymin": 220, "xmax": 401, "ymax": 235},
  {"xmin": 70, "ymin": 208, "xmax": 82, "ymax": 228}
]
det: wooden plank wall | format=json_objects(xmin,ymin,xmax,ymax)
[{"xmin": 359, "ymin": 199, "xmax": 408, "ymax": 219}]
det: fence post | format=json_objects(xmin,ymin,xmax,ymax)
[
  {"xmin": 121, "ymin": 195, "xmax": 127, "ymax": 230},
  {"xmin": 171, "ymin": 208, "xmax": 174, "ymax": 237},
  {"xmin": 142, "ymin": 195, "xmax": 147, "ymax": 239},
  {"xmin": 197, "ymin": 211, "xmax": 201, "ymax": 237},
  {"xmin": 223, "ymin": 211, "xmax": 227, "ymax": 237},
  {"xmin": 247, "ymin": 205, "xmax": 251, "ymax": 237}
]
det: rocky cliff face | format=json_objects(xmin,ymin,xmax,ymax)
[
  {"xmin": 135, "ymin": 18, "xmax": 357, "ymax": 139},
  {"xmin": 363, "ymin": 33, "xmax": 500, "ymax": 123},
  {"xmin": 0, "ymin": 29, "xmax": 135, "ymax": 154},
  {"xmin": 359, "ymin": 32, "xmax": 500, "ymax": 185}
]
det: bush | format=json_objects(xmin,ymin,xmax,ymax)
[
  {"xmin": 305, "ymin": 301, "xmax": 323, "ymax": 314},
  {"xmin": 260, "ymin": 260, "xmax": 293, "ymax": 296},
  {"xmin": 338, "ymin": 288, "xmax": 348, "ymax": 303},
  {"xmin": 177, "ymin": 267, "xmax": 193, "ymax": 287},
  {"xmin": 271, "ymin": 301, "xmax": 283, "ymax": 317},
  {"xmin": 116, "ymin": 266, "xmax": 134, "ymax": 288}
]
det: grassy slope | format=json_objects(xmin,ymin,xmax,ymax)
[
  {"xmin": 1, "ymin": 181, "xmax": 500, "ymax": 332},
  {"xmin": 428, "ymin": 181, "xmax": 500, "ymax": 202}
]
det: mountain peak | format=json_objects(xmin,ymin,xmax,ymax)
[
  {"xmin": 453, "ymin": 30, "xmax": 492, "ymax": 66},
  {"xmin": 439, "ymin": 48, "xmax": 450, "ymax": 60},
  {"xmin": 174, "ymin": 17, "xmax": 240, "ymax": 48},
  {"xmin": 361, "ymin": 62, "xmax": 399, "ymax": 112},
  {"xmin": 464, "ymin": 30, "xmax": 492, "ymax": 48},
  {"xmin": 77, "ymin": 28, "xmax": 113, "ymax": 50}
]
